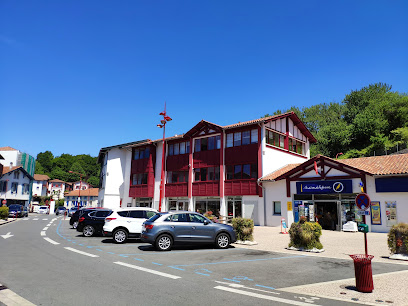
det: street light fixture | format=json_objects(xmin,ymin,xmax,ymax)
[
  {"xmin": 69, "ymin": 170, "xmax": 85, "ymax": 208},
  {"xmin": 157, "ymin": 104, "xmax": 172, "ymax": 212}
]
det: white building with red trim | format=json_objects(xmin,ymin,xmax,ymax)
[{"xmin": 98, "ymin": 112, "xmax": 316, "ymax": 225}]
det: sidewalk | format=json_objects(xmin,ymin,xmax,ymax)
[
  {"xmin": 235, "ymin": 226, "xmax": 408, "ymax": 305},
  {"xmin": 0, "ymin": 218, "xmax": 16, "ymax": 226}
]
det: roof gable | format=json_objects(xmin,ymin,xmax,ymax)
[{"xmin": 184, "ymin": 120, "xmax": 223, "ymax": 138}]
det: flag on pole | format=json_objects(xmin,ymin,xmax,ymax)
[{"xmin": 314, "ymin": 161, "xmax": 319, "ymax": 175}]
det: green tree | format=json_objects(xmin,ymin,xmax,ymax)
[
  {"xmin": 36, "ymin": 151, "xmax": 54, "ymax": 173},
  {"xmin": 87, "ymin": 176, "xmax": 100, "ymax": 188}
]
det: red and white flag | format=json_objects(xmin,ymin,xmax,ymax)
[{"xmin": 314, "ymin": 161, "xmax": 319, "ymax": 175}]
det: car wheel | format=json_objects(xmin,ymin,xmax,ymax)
[
  {"xmin": 73, "ymin": 221, "xmax": 79, "ymax": 229},
  {"xmin": 113, "ymin": 229, "xmax": 128, "ymax": 244},
  {"xmin": 83, "ymin": 225, "xmax": 95, "ymax": 237},
  {"xmin": 215, "ymin": 233, "xmax": 230, "ymax": 249},
  {"xmin": 155, "ymin": 234, "xmax": 173, "ymax": 251}
]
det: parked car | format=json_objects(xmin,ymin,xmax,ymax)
[
  {"xmin": 70, "ymin": 207, "xmax": 104, "ymax": 229},
  {"xmin": 68, "ymin": 207, "xmax": 78, "ymax": 217},
  {"xmin": 76, "ymin": 209, "xmax": 113, "ymax": 237},
  {"xmin": 103, "ymin": 207, "xmax": 158, "ymax": 243},
  {"xmin": 55, "ymin": 206, "xmax": 67, "ymax": 216},
  {"xmin": 141, "ymin": 211, "xmax": 236, "ymax": 251},
  {"xmin": 8, "ymin": 204, "xmax": 28, "ymax": 218},
  {"xmin": 38, "ymin": 206, "xmax": 49, "ymax": 214}
]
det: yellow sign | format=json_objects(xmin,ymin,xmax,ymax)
[{"xmin": 287, "ymin": 201, "xmax": 293, "ymax": 211}]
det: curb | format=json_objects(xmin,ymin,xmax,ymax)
[{"xmin": 0, "ymin": 219, "xmax": 16, "ymax": 226}]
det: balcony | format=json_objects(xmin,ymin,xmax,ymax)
[
  {"xmin": 224, "ymin": 179, "xmax": 259, "ymax": 196},
  {"xmin": 165, "ymin": 183, "xmax": 188, "ymax": 197},
  {"xmin": 192, "ymin": 181, "xmax": 220, "ymax": 197},
  {"xmin": 129, "ymin": 184, "xmax": 154, "ymax": 198}
]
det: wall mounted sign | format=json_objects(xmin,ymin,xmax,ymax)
[
  {"xmin": 385, "ymin": 201, "xmax": 397, "ymax": 227},
  {"xmin": 296, "ymin": 180, "xmax": 352, "ymax": 194},
  {"xmin": 287, "ymin": 201, "xmax": 293, "ymax": 211},
  {"xmin": 370, "ymin": 201, "xmax": 381, "ymax": 225}
]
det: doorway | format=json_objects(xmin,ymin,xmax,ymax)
[
  {"xmin": 169, "ymin": 200, "xmax": 188, "ymax": 211},
  {"xmin": 227, "ymin": 197, "xmax": 242, "ymax": 218},
  {"xmin": 315, "ymin": 202, "xmax": 338, "ymax": 230}
]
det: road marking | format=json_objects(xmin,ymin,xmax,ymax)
[
  {"xmin": 44, "ymin": 237, "xmax": 60, "ymax": 245},
  {"xmin": 42, "ymin": 218, "xmax": 48, "ymax": 220},
  {"xmin": 215, "ymin": 286, "xmax": 320, "ymax": 306},
  {"xmin": 170, "ymin": 255, "xmax": 305, "ymax": 268},
  {"xmin": 43, "ymin": 227, "xmax": 49, "ymax": 231},
  {"xmin": 0, "ymin": 285, "xmax": 35, "ymax": 306},
  {"xmin": 255, "ymin": 284, "xmax": 275, "ymax": 290},
  {"xmin": 33, "ymin": 218, "xmax": 39, "ymax": 220},
  {"xmin": 23, "ymin": 218, "xmax": 29, "ymax": 220},
  {"xmin": 1, "ymin": 232, "xmax": 13, "ymax": 239},
  {"xmin": 214, "ymin": 281, "xmax": 280, "ymax": 295},
  {"xmin": 64, "ymin": 247, "xmax": 99, "ymax": 258},
  {"xmin": 114, "ymin": 261, "xmax": 181, "ymax": 279},
  {"xmin": 40, "ymin": 231, "xmax": 46, "ymax": 236}
]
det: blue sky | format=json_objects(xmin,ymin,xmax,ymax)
[{"xmin": 1, "ymin": 1, "xmax": 407, "ymax": 159}]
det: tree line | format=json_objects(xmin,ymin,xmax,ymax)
[
  {"xmin": 35, "ymin": 151, "xmax": 100, "ymax": 187},
  {"xmin": 269, "ymin": 83, "xmax": 408, "ymax": 158}
]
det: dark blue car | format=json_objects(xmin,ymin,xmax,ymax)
[
  {"xmin": 141, "ymin": 211, "xmax": 236, "ymax": 251},
  {"xmin": 8, "ymin": 204, "xmax": 28, "ymax": 218}
]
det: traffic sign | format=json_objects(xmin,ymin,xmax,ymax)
[
  {"xmin": 2, "ymin": 200, "xmax": 6, "ymax": 205},
  {"xmin": 355, "ymin": 193, "xmax": 370, "ymax": 210}
]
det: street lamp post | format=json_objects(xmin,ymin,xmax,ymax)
[
  {"xmin": 157, "ymin": 104, "xmax": 172, "ymax": 212},
  {"xmin": 69, "ymin": 171, "xmax": 84, "ymax": 207}
]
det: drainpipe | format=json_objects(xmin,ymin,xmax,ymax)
[{"xmin": 257, "ymin": 178, "xmax": 269, "ymax": 226}]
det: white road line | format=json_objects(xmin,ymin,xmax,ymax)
[
  {"xmin": 23, "ymin": 218, "xmax": 29, "ymax": 220},
  {"xmin": 42, "ymin": 218, "xmax": 48, "ymax": 220},
  {"xmin": 114, "ymin": 261, "xmax": 181, "ymax": 279},
  {"xmin": 40, "ymin": 231, "xmax": 46, "ymax": 236},
  {"xmin": 214, "ymin": 281, "xmax": 279, "ymax": 295},
  {"xmin": 65, "ymin": 247, "xmax": 99, "ymax": 258},
  {"xmin": 0, "ymin": 287, "xmax": 35, "ymax": 306},
  {"xmin": 44, "ymin": 237, "xmax": 60, "ymax": 245},
  {"xmin": 214, "ymin": 286, "xmax": 321, "ymax": 306},
  {"xmin": 42, "ymin": 227, "xmax": 49, "ymax": 231},
  {"xmin": 33, "ymin": 218, "xmax": 39, "ymax": 220}
]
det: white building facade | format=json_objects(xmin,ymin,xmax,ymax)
[{"xmin": 0, "ymin": 167, "xmax": 33, "ymax": 207}]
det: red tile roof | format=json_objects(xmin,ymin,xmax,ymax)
[
  {"xmin": 65, "ymin": 188, "xmax": 99, "ymax": 197},
  {"xmin": 1, "ymin": 166, "xmax": 22, "ymax": 175},
  {"xmin": 49, "ymin": 179, "xmax": 66, "ymax": 183},
  {"xmin": 261, "ymin": 153, "xmax": 408, "ymax": 182},
  {"xmin": 34, "ymin": 174, "xmax": 50, "ymax": 181},
  {"xmin": 338, "ymin": 154, "xmax": 408, "ymax": 176},
  {"xmin": 0, "ymin": 146, "xmax": 18, "ymax": 151}
]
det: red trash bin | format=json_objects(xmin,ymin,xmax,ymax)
[{"xmin": 349, "ymin": 254, "xmax": 374, "ymax": 293}]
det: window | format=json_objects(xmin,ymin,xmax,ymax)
[
  {"xmin": 226, "ymin": 164, "xmax": 258, "ymax": 180},
  {"xmin": 179, "ymin": 142, "xmax": 185, "ymax": 154},
  {"xmin": 134, "ymin": 147, "xmax": 150, "ymax": 160},
  {"xmin": 273, "ymin": 201, "xmax": 281, "ymax": 215},
  {"xmin": 234, "ymin": 132, "xmax": 241, "ymax": 146},
  {"xmin": 226, "ymin": 133, "xmax": 233, "ymax": 148},
  {"xmin": 95, "ymin": 210, "xmax": 112, "ymax": 218},
  {"xmin": 169, "ymin": 141, "xmax": 189, "ymax": 156},
  {"xmin": 167, "ymin": 171, "xmax": 188, "ymax": 183},
  {"xmin": 194, "ymin": 167, "xmax": 220, "ymax": 181},
  {"xmin": 266, "ymin": 129, "xmax": 285, "ymax": 149},
  {"xmin": 23, "ymin": 184, "xmax": 29, "ymax": 194},
  {"xmin": 174, "ymin": 143, "xmax": 179, "ymax": 155},
  {"xmin": 11, "ymin": 182, "xmax": 18, "ymax": 194},
  {"xmin": 194, "ymin": 136, "xmax": 221, "ymax": 152},
  {"xmin": 129, "ymin": 211, "xmax": 145, "ymax": 218},
  {"xmin": 132, "ymin": 173, "xmax": 148, "ymax": 185},
  {"xmin": 289, "ymin": 138, "xmax": 305, "ymax": 155},
  {"xmin": 0, "ymin": 181, "xmax": 7, "ymax": 192},
  {"xmin": 189, "ymin": 213, "xmax": 206, "ymax": 223},
  {"xmin": 14, "ymin": 172, "xmax": 20, "ymax": 179},
  {"xmin": 226, "ymin": 129, "xmax": 258, "ymax": 147},
  {"xmin": 166, "ymin": 213, "xmax": 187, "ymax": 222}
]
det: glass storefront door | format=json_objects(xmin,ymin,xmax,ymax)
[
  {"xmin": 227, "ymin": 197, "xmax": 242, "ymax": 218},
  {"xmin": 169, "ymin": 200, "xmax": 188, "ymax": 211},
  {"xmin": 195, "ymin": 199, "xmax": 220, "ymax": 218}
]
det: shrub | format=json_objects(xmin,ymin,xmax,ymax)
[
  {"xmin": 288, "ymin": 218, "xmax": 323, "ymax": 250},
  {"xmin": 388, "ymin": 223, "xmax": 408, "ymax": 255},
  {"xmin": 0, "ymin": 207, "xmax": 9, "ymax": 220},
  {"xmin": 232, "ymin": 217, "xmax": 254, "ymax": 241}
]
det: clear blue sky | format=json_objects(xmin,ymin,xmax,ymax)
[{"xmin": 1, "ymin": 1, "xmax": 407, "ymax": 159}]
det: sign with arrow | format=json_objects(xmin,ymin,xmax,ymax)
[{"xmin": 1, "ymin": 232, "xmax": 13, "ymax": 239}]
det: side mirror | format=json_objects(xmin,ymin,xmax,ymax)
[{"xmin": 204, "ymin": 220, "xmax": 210, "ymax": 225}]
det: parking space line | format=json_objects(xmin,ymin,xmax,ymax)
[
  {"xmin": 40, "ymin": 231, "xmax": 46, "ymax": 236},
  {"xmin": 215, "ymin": 286, "xmax": 320, "ymax": 306},
  {"xmin": 44, "ymin": 237, "xmax": 60, "ymax": 245},
  {"xmin": 171, "ymin": 255, "xmax": 306, "ymax": 268},
  {"xmin": 43, "ymin": 227, "xmax": 49, "ymax": 231},
  {"xmin": 255, "ymin": 284, "xmax": 275, "ymax": 290},
  {"xmin": 114, "ymin": 261, "xmax": 182, "ymax": 279},
  {"xmin": 64, "ymin": 247, "xmax": 99, "ymax": 258}
]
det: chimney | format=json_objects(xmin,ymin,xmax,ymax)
[{"xmin": 9, "ymin": 162, "xmax": 13, "ymax": 169}]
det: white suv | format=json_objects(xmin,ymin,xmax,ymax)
[{"xmin": 103, "ymin": 207, "xmax": 158, "ymax": 243}]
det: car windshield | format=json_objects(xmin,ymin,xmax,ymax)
[
  {"xmin": 9, "ymin": 205, "xmax": 21, "ymax": 210},
  {"xmin": 147, "ymin": 213, "xmax": 163, "ymax": 222}
]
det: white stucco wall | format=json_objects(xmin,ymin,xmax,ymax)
[
  {"xmin": 0, "ymin": 169, "xmax": 31, "ymax": 205},
  {"xmin": 32, "ymin": 180, "xmax": 47, "ymax": 197},
  {"xmin": 0, "ymin": 150, "xmax": 19, "ymax": 168},
  {"xmin": 99, "ymin": 148, "xmax": 128, "ymax": 210},
  {"xmin": 153, "ymin": 142, "xmax": 164, "ymax": 211},
  {"xmin": 262, "ymin": 180, "xmax": 292, "ymax": 227}
]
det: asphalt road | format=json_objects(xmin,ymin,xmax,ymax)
[{"xmin": 1, "ymin": 215, "xmax": 407, "ymax": 306}]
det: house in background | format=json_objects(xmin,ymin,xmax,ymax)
[
  {"xmin": 0, "ymin": 166, "xmax": 34, "ymax": 206},
  {"xmin": 72, "ymin": 181, "xmax": 91, "ymax": 191},
  {"xmin": 32, "ymin": 174, "xmax": 50, "ymax": 197},
  {"xmin": 48, "ymin": 179, "xmax": 67, "ymax": 201},
  {"xmin": 65, "ymin": 188, "xmax": 99, "ymax": 208}
]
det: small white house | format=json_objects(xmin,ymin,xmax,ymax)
[
  {"xmin": 65, "ymin": 188, "xmax": 99, "ymax": 208},
  {"xmin": 48, "ymin": 179, "xmax": 66, "ymax": 201},
  {"xmin": 32, "ymin": 174, "xmax": 50, "ymax": 197}
]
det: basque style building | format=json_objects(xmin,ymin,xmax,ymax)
[{"xmin": 98, "ymin": 112, "xmax": 316, "ymax": 225}]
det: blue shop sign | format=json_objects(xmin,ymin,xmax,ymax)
[{"xmin": 296, "ymin": 180, "xmax": 352, "ymax": 194}]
